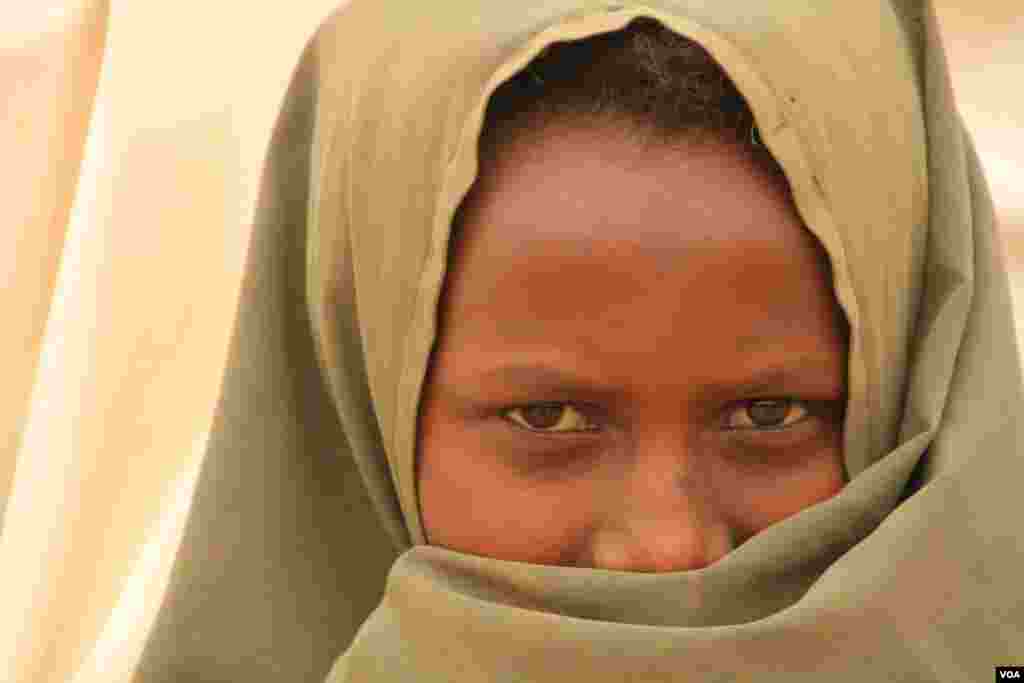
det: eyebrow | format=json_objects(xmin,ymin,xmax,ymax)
[
  {"xmin": 475, "ymin": 363, "xmax": 617, "ymax": 398},
  {"xmin": 469, "ymin": 353, "xmax": 843, "ymax": 398},
  {"xmin": 733, "ymin": 328, "xmax": 840, "ymax": 355}
]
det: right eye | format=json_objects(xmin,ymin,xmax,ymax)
[
  {"xmin": 724, "ymin": 398, "xmax": 810, "ymax": 431},
  {"xmin": 503, "ymin": 402, "xmax": 598, "ymax": 433}
]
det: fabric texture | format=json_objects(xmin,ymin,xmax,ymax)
[
  {"xmin": 134, "ymin": 1, "xmax": 1023, "ymax": 681},
  {"xmin": 0, "ymin": 2, "xmax": 341, "ymax": 681}
]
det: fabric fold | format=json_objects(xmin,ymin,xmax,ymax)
[{"xmin": 132, "ymin": 1, "xmax": 1023, "ymax": 680}]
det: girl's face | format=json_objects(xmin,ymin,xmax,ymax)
[{"xmin": 416, "ymin": 123, "xmax": 847, "ymax": 572}]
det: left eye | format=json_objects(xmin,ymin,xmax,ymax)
[
  {"xmin": 503, "ymin": 403, "xmax": 598, "ymax": 433},
  {"xmin": 726, "ymin": 399, "xmax": 809, "ymax": 430}
]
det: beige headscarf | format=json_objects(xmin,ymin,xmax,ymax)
[{"xmin": 136, "ymin": 1, "xmax": 1024, "ymax": 680}]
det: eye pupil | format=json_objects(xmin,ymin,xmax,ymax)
[
  {"xmin": 747, "ymin": 399, "xmax": 790, "ymax": 427},
  {"xmin": 521, "ymin": 404, "xmax": 564, "ymax": 429}
]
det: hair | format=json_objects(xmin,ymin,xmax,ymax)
[{"xmin": 478, "ymin": 17, "xmax": 779, "ymax": 173}]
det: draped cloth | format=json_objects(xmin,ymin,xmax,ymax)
[
  {"xmin": 149, "ymin": 0, "xmax": 1024, "ymax": 680},
  {"xmin": 4, "ymin": 1, "xmax": 1022, "ymax": 682}
]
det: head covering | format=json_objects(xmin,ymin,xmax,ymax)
[{"xmin": 137, "ymin": 1, "xmax": 1024, "ymax": 680}]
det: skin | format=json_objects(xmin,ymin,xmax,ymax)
[{"xmin": 416, "ymin": 122, "xmax": 848, "ymax": 573}]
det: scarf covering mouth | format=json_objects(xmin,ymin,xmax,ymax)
[{"xmin": 135, "ymin": 1, "xmax": 1024, "ymax": 681}]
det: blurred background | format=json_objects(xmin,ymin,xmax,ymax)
[
  {"xmin": 935, "ymin": 1, "xmax": 1024, "ymax": 338},
  {"xmin": 0, "ymin": 2, "xmax": 1021, "ymax": 682}
]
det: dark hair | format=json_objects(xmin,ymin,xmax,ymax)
[{"xmin": 479, "ymin": 17, "xmax": 776, "ymax": 170}]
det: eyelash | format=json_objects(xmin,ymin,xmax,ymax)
[
  {"xmin": 500, "ymin": 398, "xmax": 819, "ymax": 435},
  {"xmin": 502, "ymin": 402, "xmax": 601, "ymax": 434}
]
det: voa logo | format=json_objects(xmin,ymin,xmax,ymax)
[{"xmin": 999, "ymin": 671, "xmax": 1021, "ymax": 679}]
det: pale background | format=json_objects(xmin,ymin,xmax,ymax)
[{"xmin": 0, "ymin": 2, "xmax": 1020, "ymax": 682}]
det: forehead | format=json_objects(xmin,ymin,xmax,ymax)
[
  {"xmin": 436, "ymin": 123, "xmax": 844, "ymax": 362},
  {"xmin": 462, "ymin": 122, "xmax": 809, "ymax": 254},
  {"xmin": 450, "ymin": 124, "xmax": 831, "ymax": 291}
]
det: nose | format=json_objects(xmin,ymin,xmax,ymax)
[
  {"xmin": 588, "ymin": 513, "xmax": 733, "ymax": 573},
  {"xmin": 584, "ymin": 443, "xmax": 734, "ymax": 572}
]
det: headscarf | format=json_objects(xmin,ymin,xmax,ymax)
[{"xmin": 136, "ymin": 1, "xmax": 1024, "ymax": 680}]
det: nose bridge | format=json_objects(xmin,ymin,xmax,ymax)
[
  {"xmin": 623, "ymin": 425, "xmax": 710, "ymax": 502},
  {"xmin": 588, "ymin": 428, "xmax": 731, "ymax": 572}
]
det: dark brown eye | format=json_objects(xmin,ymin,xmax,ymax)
[
  {"xmin": 504, "ymin": 403, "xmax": 596, "ymax": 433},
  {"xmin": 520, "ymin": 404, "xmax": 563, "ymax": 429},
  {"xmin": 727, "ymin": 399, "xmax": 808, "ymax": 430}
]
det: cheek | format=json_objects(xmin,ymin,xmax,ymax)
[
  {"xmin": 417, "ymin": 409, "xmax": 592, "ymax": 564},
  {"xmin": 719, "ymin": 446, "xmax": 845, "ymax": 538}
]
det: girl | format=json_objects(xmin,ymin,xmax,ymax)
[{"xmin": 137, "ymin": 1, "xmax": 1024, "ymax": 681}]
